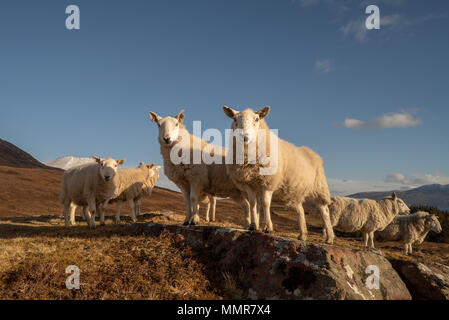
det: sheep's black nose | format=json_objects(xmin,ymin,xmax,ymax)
[
  {"xmin": 104, "ymin": 176, "xmax": 111, "ymax": 181},
  {"xmin": 243, "ymin": 136, "xmax": 249, "ymax": 143},
  {"xmin": 164, "ymin": 137, "xmax": 170, "ymax": 144}
]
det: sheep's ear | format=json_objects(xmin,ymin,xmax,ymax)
[
  {"xmin": 149, "ymin": 112, "xmax": 161, "ymax": 123},
  {"xmin": 223, "ymin": 106, "xmax": 237, "ymax": 119},
  {"xmin": 176, "ymin": 110, "xmax": 185, "ymax": 124},
  {"xmin": 257, "ymin": 106, "xmax": 271, "ymax": 119},
  {"xmin": 117, "ymin": 159, "xmax": 125, "ymax": 165},
  {"xmin": 391, "ymin": 192, "xmax": 397, "ymax": 200},
  {"xmin": 139, "ymin": 162, "xmax": 144, "ymax": 166},
  {"xmin": 93, "ymin": 156, "xmax": 102, "ymax": 163}
]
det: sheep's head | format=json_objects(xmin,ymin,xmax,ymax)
[
  {"xmin": 149, "ymin": 110, "xmax": 185, "ymax": 146},
  {"xmin": 138, "ymin": 162, "xmax": 162, "ymax": 178},
  {"xmin": 223, "ymin": 106, "xmax": 270, "ymax": 144},
  {"xmin": 385, "ymin": 192, "xmax": 410, "ymax": 214},
  {"xmin": 426, "ymin": 214, "xmax": 442, "ymax": 233},
  {"xmin": 93, "ymin": 156, "xmax": 124, "ymax": 182}
]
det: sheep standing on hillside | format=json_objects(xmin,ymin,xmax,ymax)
[
  {"xmin": 223, "ymin": 106, "xmax": 335, "ymax": 243},
  {"xmin": 59, "ymin": 156, "xmax": 124, "ymax": 228},
  {"xmin": 149, "ymin": 110, "xmax": 250, "ymax": 227},
  {"xmin": 108, "ymin": 162, "xmax": 162, "ymax": 223},
  {"xmin": 376, "ymin": 211, "xmax": 442, "ymax": 255},
  {"xmin": 327, "ymin": 193, "xmax": 410, "ymax": 248}
]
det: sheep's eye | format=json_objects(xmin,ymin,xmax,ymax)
[{"xmin": 255, "ymin": 117, "xmax": 259, "ymax": 122}]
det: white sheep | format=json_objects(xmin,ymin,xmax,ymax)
[
  {"xmin": 149, "ymin": 110, "xmax": 250, "ymax": 227},
  {"xmin": 376, "ymin": 211, "xmax": 442, "ymax": 255},
  {"xmin": 327, "ymin": 193, "xmax": 410, "ymax": 248},
  {"xmin": 59, "ymin": 156, "xmax": 124, "ymax": 228},
  {"xmin": 108, "ymin": 162, "xmax": 162, "ymax": 223},
  {"xmin": 223, "ymin": 106, "xmax": 335, "ymax": 243}
]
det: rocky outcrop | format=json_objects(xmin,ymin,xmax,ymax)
[
  {"xmin": 391, "ymin": 260, "xmax": 449, "ymax": 300},
  {"xmin": 128, "ymin": 223, "xmax": 411, "ymax": 300}
]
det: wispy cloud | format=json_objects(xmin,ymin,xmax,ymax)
[
  {"xmin": 338, "ymin": 111, "xmax": 422, "ymax": 129},
  {"xmin": 315, "ymin": 58, "xmax": 333, "ymax": 73},
  {"xmin": 386, "ymin": 173, "xmax": 449, "ymax": 186}
]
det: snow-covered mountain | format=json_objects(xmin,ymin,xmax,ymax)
[{"xmin": 43, "ymin": 156, "xmax": 95, "ymax": 170}]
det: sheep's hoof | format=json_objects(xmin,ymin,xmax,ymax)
[
  {"xmin": 205, "ymin": 218, "xmax": 210, "ymax": 223},
  {"xmin": 248, "ymin": 225, "xmax": 256, "ymax": 231},
  {"xmin": 263, "ymin": 228, "xmax": 274, "ymax": 234},
  {"xmin": 298, "ymin": 234, "xmax": 308, "ymax": 241},
  {"xmin": 189, "ymin": 221, "xmax": 198, "ymax": 226},
  {"xmin": 183, "ymin": 221, "xmax": 189, "ymax": 226}
]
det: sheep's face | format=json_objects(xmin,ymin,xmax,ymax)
[
  {"xmin": 223, "ymin": 106, "xmax": 270, "ymax": 144},
  {"xmin": 149, "ymin": 110, "xmax": 184, "ymax": 145},
  {"xmin": 93, "ymin": 156, "xmax": 124, "ymax": 182},
  {"xmin": 396, "ymin": 198, "xmax": 410, "ymax": 214},
  {"xmin": 138, "ymin": 162, "xmax": 161, "ymax": 178},
  {"xmin": 426, "ymin": 215, "xmax": 442, "ymax": 233},
  {"xmin": 385, "ymin": 192, "xmax": 410, "ymax": 214}
]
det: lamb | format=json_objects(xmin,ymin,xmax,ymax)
[
  {"xmin": 59, "ymin": 156, "xmax": 124, "ymax": 228},
  {"xmin": 108, "ymin": 162, "xmax": 162, "ymax": 223},
  {"xmin": 223, "ymin": 106, "xmax": 335, "ymax": 243},
  {"xmin": 148, "ymin": 110, "xmax": 249, "ymax": 226},
  {"xmin": 327, "ymin": 193, "xmax": 410, "ymax": 248},
  {"xmin": 375, "ymin": 211, "xmax": 442, "ymax": 255}
]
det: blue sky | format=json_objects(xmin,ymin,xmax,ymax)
[{"xmin": 0, "ymin": 0, "xmax": 448, "ymax": 194}]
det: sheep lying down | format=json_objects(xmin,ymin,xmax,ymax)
[
  {"xmin": 376, "ymin": 211, "xmax": 442, "ymax": 255},
  {"xmin": 326, "ymin": 193, "xmax": 410, "ymax": 248}
]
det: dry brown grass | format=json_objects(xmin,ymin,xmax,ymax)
[{"xmin": 0, "ymin": 217, "xmax": 220, "ymax": 300}]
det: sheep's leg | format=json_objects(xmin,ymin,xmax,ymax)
[
  {"xmin": 296, "ymin": 203, "xmax": 308, "ymax": 241},
  {"xmin": 403, "ymin": 243, "xmax": 409, "ymax": 255},
  {"xmin": 318, "ymin": 205, "xmax": 334, "ymax": 244},
  {"xmin": 369, "ymin": 232, "xmax": 375, "ymax": 249},
  {"xmin": 189, "ymin": 187, "xmax": 201, "ymax": 225},
  {"xmin": 205, "ymin": 198, "xmax": 211, "ymax": 222},
  {"xmin": 210, "ymin": 196, "xmax": 216, "ymax": 222},
  {"xmin": 135, "ymin": 198, "xmax": 141, "ymax": 216},
  {"xmin": 84, "ymin": 207, "xmax": 95, "ymax": 229},
  {"xmin": 363, "ymin": 233, "xmax": 369, "ymax": 247},
  {"xmin": 246, "ymin": 189, "xmax": 259, "ymax": 231},
  {"xmin": 262, "ymin": 190, "xmax": 274, "ymax": 233},
  {"xmin": 237, "ymin": 197, "xmax": 251, "ymax": 229},
  {"xmin": 180, "ymin": 187, "xmax": 191, "ymax": 226},
  {"xmin": 97, "ymin": 204, "xmax": 106, "ymax": 226},
  {"xmin": 129, "ymin": 199, "xmax": 137, "ymax": 222},
  {"xmin": 63, "ymin": 201, "xmax": 71, "ymax": 228},
  {"xmin": 69, "ymin": 203, "xmax": 77, "ymax": 226},
  {"xmin": 115, "ymin": 201, "xmax": 123, "ymax": 223},
  {"xmin": 408, "ymin": 244, "xmax": 413, "ymax": 255}
]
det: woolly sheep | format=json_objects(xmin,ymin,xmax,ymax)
[
  {"xmin": 108, "ymin": 162, "xmax": 162, "ymax": 223},
  {"xmin": 376, "ymin": 211, "xmax": 442, "ymax": 255},
  {"xmin": 149, "ymin": 110, "xmax": 250, "ymax": 226},
  {"xmin": 327, "ymin": 193, "xmax": 410, "ymax": 248},
  {"xmin": 223, "ymin": 106, "xmax": 335, "ymax": 243},
  {"xmin": 59, "ymin": 156, "xmax": 124, "ymax": 228}
]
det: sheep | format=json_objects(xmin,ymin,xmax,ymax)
[
  {"xmin": 59, "ymin": 156, "xmax": 124, "ymax": 228},
  {"xmin": 222, "ymin": 106, "xmax": 335, "ymax": 243},
  {"xmin": 375, "ymin": 211, "xmax": 442, "ymax": 255},
  {"xmin": 108, "ymin": 162, "xmax": 162, "ymax": 223},
  {"xmin": 148, "ymin": 110, "xmax": 250, "ymax": 227},
  {"xmin": 327, "ymin": 193, "xmax": 411, "ymax": 248}
]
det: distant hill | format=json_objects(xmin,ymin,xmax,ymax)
[
  {"xmin": 43, "ymin": 156, "xmax": 95, "ymax": 170},
  {"xmin": 349, "ymin": 184, "xmax": 449, "ymax": 210},
  {"xmin": 0, "ymin": 138, "xmax": 57, "ymax": 169}
]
